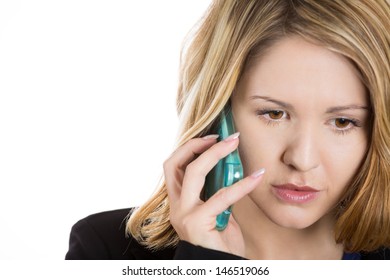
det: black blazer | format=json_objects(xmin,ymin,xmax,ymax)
[
  {"xmin": 65, "ymin": 208, "xmax": 242, "ymax": 260},
  {"xmin": 65, "ymin": 208, "xmax": 390, "ymax": 260}
]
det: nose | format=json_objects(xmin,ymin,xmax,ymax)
[{"xmin": 282, "ymin": 126, "xmax": 320, "ymax": 172}]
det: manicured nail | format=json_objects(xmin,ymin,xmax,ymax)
[
  {"xmin": 223, "ymin": 132, "xmax": 240, "ymax": 142},
  {"xmin": 250, "ymin": 168, "xmax": 265, "ymax": 178},
  {"xmin": 202, "ymin": 134, "xmax": 219, "ymax": 140}
]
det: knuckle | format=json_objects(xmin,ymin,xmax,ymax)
[
  {"xmin": 185, "ymin": 161, "xmax": 206, "ymax": 179},
  {"xmin": 187, "ymin": 138, "xmax": 198, "ymax": 146},
  {"xmin": 163, "ymin": 157, "xmax": 173, "ymax": 172},
  {"xmin": 185, "ymin": 161, "xmax": 196, "ymax": 174},
  {"xmin": 206, "ymin": 144, "xmax": 235, "ymax": 164},
  {"xmin": 215, "ymin": 142, "xmax": 237, "ymax": 157},
  {"xmin": 214, "ymin": 187, "xmax": 229, "ymax": 201},
  {"xmin": 185, "ymin": 162, "xmax": 207, "ymax": 179}
]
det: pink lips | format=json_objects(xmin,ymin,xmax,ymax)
[{"xmin": 272, "ymin": 184, "xmax": 320, "ymax": 204}]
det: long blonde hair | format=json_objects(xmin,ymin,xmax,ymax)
[{"xmin": 127, "ymin": 0, "xmax": 390, "ymax": 253}]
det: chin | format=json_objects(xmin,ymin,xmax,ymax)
[{"xmin": 264, "ymin": 207, "xmax": 321, "ymax": 230}]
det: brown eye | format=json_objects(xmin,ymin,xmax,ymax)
[
  {"xmin": 268, "ymin": 111, "xmax": 284, "ymax": 119},
  {"xmin": 335, "ymin": 118, "xmax": 351, "ymax": 128}
]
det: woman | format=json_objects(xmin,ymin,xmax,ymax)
[{"xmin": 66, "ymin": 0, "xmax": 390, "ymax": 259}]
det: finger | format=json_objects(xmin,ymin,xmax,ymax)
[
  {"xmin": 164, "ymin": 135, "xmax": 219, "ymax": 202},
  {"xmin": 201, "ymin": 168, "xmax": 265, "ymax": 218},
  {"xmin": 165, "ymin": 169, "xmax": 185, "ymax": 205},
  {"xmin": 180, "ymin": 133, "xmax": 240, "ymax": 207}
]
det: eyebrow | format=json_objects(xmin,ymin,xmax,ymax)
[
  {"xmin": 325, "ymin": 105, "xmax": 370, "ymax": 113},
  {"xmin": 249, "ymin": 95, "xmax": 370, "ymax": 113},
  {"xmin": 249, "ymin": 95, "xmax": 293, "ymax": 110}
]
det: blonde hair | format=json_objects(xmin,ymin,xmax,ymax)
[{"xmin": 127, "ymin": 0, "xmax": 390, "ymax": 253}]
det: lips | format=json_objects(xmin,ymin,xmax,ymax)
[{"xmin": 272, "ymin": 183, "xmax": 320, "ymax": 204}]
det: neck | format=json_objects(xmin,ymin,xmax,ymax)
[{"xmin": 232, "ymin": 195, "xmax": 344, "ymax": 260}]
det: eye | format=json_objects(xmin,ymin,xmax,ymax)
[
  {"xmin": 268, "ymin": 110, "xmax": 285, "ymax": 120},
  {"xmin": 334, "ymin": 118, "xmax": 352, "ymax": 129},
  {"xmin": 255, "ymin": 109, "xmax": 289, "ymax": 126},
  {"xmin": 329, "ymin": 117, "xmax": 362, "ymax": 135},
  {"xmin": 256, "ymin": 109, "xmax": 287, "ymax": 120}
]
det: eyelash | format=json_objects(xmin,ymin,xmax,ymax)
[
  {"xmin": 255, "ymin": 109, "xmax": 288, "ymax": 126},
  {"xmin": 255, "ymin": 108, "xmax": 362, "ymax": 136},
  {"xmin": 330, "ymin": 118, "xmax": 362, "ymax": 135}
]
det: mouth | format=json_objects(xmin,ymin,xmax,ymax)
[{"xmin": 271, "ymin": 183, "xmax": 320, "ymax": 204}]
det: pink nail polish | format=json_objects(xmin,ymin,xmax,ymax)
[
  {"xmin": 250, "ymin": 168, "xmax": 265, "ymax": 178},
  {"xmin": 202, "ymin": 134, "xmax": 219, "ymax": 140},
  {"xmin": 223, "ymin": 132, "xmax": 240, "ymax": 142}
]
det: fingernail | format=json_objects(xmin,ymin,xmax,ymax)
[
  {"xmin": 223, "ymin": 132, "xmax": 240, "ymax": 142},
  {"xmin": 250, "ymin": 168, "xmax": 265, "ymax": 178},
  {"xmin": 202, "ymin": 134, "xmax": 219, "ymax": 140}
]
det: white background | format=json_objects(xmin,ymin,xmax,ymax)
[{"xmin": 0, "ymin": 0, "xmax": 211, "ymax": 260}]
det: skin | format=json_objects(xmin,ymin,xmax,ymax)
[{"xmin": 164, "ymin": 35, "xmax": 370, "ymax": 259}]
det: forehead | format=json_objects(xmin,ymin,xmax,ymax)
[{"xmin": 237, "ymin": 36, "xmax": 367, "ymax": 106}]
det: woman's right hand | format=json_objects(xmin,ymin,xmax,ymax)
[{"xmin": 164, "ymin": 133, "xmax": 265, "ymax": 257}]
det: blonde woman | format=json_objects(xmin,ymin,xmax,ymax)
[{"xmin": 66, "ymin": 0, "xmax": 390, "ymax": 260}]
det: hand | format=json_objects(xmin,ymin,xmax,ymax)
[{"xmin": 164, "ymin": 133, "xmax": 265, "ymax": 257}]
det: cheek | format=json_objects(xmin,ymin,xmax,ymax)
[{"xmin": 322, "ymin": 136, "xmax": 368, "ymax": 191}]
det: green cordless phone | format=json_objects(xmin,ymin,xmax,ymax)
[{"xmin": 204, "ymin": 105, "xmax": 244, "ymax": 231}]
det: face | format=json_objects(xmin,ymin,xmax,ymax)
[{"xmin": 231, "ymin": 36, "xmax": 370, "ymax": 229}]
